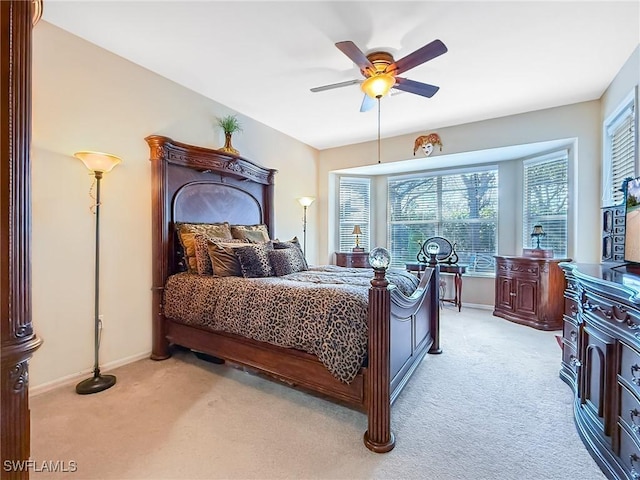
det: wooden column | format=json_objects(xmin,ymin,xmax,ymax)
[
  {"xmin": 1, "ymin": 1, "xmax": 43, "ymax": 478},
  {"xmin": 363, "ymin": 268, "xmax": 395, "ymax": 452}
]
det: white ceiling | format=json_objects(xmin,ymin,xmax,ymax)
[{"xmin": 42, "ymin": 1, "xmax": 639, "ymax": 151}]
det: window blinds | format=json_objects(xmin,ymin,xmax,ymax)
[
  {"xmin": 339, "ymin": 177, "xmax": 371, "ymax": 252},
  {"xmin": 608, "ymin": 103, "xmax": 636, "ymax": 205},
  {"xmin": 388, "ymin": 168, "xmax": 498, "ymax": 272},
  {"xmin": 523, "ymin": 153, "xmax": 568, "ymax": 256}
]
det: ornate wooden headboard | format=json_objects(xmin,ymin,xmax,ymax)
[{"xmin": 145, "ymin": 135, "xmax": 277, "ymax": 353}]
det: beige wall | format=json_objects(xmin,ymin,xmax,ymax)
[
  {"xmin": 30, "ymin": 22, "xmax": 318, "ymax": 390},
  {"xmin": 318, "ymin": 101, "xmax": 602, "ymax": 307}
]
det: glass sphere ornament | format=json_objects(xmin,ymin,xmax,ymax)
[{"xmin": 369, "ymin": 247, "xmax": 391, "ymax": 270}]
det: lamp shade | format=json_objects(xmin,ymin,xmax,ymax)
[
  {"xmin": 298, "ymin": 196, "xmax": 315, "ymax": 207},
  {"xmin": 531, "ymin": 225, "xmax": 545, "ymax": 236},
  {"xmin": 74, "ymin": 151, "xmax": 122, "ymax": 173},
  {"xmin": 361, "ymin": 73, "xmax": 396, "ymax": 99},
  {"xmin": 352, "ymin": 225, "xmax": 362, "ymax": 235}
]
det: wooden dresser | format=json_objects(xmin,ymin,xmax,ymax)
[
  {"xmin": 559, "ymin": 263, "xmax": 640, "ymax": 480},
  {"xmin": 335, "ymin": 252, "xmax": 370, "ymax": 268},
  {"xmin": 493, "ymin": 255, "xmax": 571, "ymax": 330}
]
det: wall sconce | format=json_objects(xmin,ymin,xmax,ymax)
[
  {"xmin": 297, "ymin": 196, "xmax": 315, "ymax": 258},
  {"xmin": 74, "ymin": 151, "xmax": 121, "ymax": 395},
  {"xmin": 352, "ymin": 225, "xmax": 364, "ymax": 252},
  {"xmin": 531, "ymin": 224, "xmax": 546, "ymax": 249}
]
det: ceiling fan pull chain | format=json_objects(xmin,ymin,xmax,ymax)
[{"xmin": 377, "ymin": 97, "xmax": 381, "ymax": 164}]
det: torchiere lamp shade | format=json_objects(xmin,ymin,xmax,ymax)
[
  {"xmin": 74, "ymin": 151, "xmax": 122, "ymax": 173},
  {"xmin": 298, "ymin": 196, "xmax": 315, "ymax": 208}
]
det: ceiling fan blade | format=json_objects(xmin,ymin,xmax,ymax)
[
  {"xmin": 393, "ymin": 77, "xmax": 440, "ymax": 98},
  {"xmin": 391, "ymin": 39, "xmax": 447, "ymax": 75},
  {"xmin": 310, "ymin": 79, "xmax": 362, "ymax": 93},
  {"xmin": 335, "ymin": 41, "xmax": 374, "ymax": 71},
  {"xmin": 360, "ymin": 94, "xmax": 376, "ymax": 113}
]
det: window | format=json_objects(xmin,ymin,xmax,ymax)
[
  {"xmin": 523, "ymin": 152, "xmax": 569, "ymax": 257},
  {"xmin": 339, "ymin": 177, "xmax": 370, "ymax": 252},
  {"xmin": 388, "ymin": 167, "xmax": 498, "ymax": 274},
  {"xmin": 603, "ymin": 89, "xmax": 637, "ymax": 206}
]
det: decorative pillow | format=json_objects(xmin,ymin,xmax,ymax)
[
  {"xmin": 234, "ymin": 243, "xmax": 274, "ymax": 278},
  {"xmin": 268, "ymin": 247, "xmax": 308, "ymax": 276},
  {"xmin": 206, "ymin": 241, "xmax": 251, "ymax": 277},
  {"xmin": 230, "ymin": 224, "xmax": 270, "ymax": 243},
  {"xmin": 272, "ymin": 236, "xmax": 302, "ymax": 251},
  {"xmin": 176, "ymin": 222, "xmax": 233, "ymax": 273},
  {"xmin": 194, "ymin": 234, "xmax": 246, "ymax": 275}
]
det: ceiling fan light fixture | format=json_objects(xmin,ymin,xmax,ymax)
[{"xmin": 361, "ymin": 73, "xmax": 396, "ymax": 99}]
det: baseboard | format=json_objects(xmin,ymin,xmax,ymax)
[
  {"xmin": 29, "ymin": 350, "xmax": 151, "ymax": 397},
  {"xmin": 459, "ymin": 303, "xmax": 494, "ymax": 311}
]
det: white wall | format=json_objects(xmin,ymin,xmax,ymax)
[{"xmin": 30, "ymin": 22, "xmax": 318, "ymax": 390}]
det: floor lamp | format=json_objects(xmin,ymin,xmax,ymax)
[
  {"xmin": 74, "ymin": 151, "xmax": 122, "ymax": 395},
  {"xmin": 297, "ymin": 196, "xmax": 315, "ymax": 257}
]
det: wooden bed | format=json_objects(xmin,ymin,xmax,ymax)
[{"xmin": 146, "ymin": 135, "xmax": 441, "ymax": 452}]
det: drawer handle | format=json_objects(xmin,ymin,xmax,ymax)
[
  {"xmin": 632, "ymin": 365, "xmax": 640, "ymax": 386},
  {"xmin": 582, "ymin": 300, "xmax": 595, "ymax": 312},
  {"xmin": 631, "ymin": 409, "xmax": 640, "ymax": 433},
  {"xmin": 570, "ymin": 303, "xmax": 578, "ymax": 317},
  {"xmin": 509, "ymin": 292, "xmax": 516, "ymax": 297},
  {"xmin": 631, "ymin": 454, "xmax": 640, "ymax": 480},
  {"xmin": 570, "ymin": 331, "xmax": 577, "ymax": 342},
  {"xmin": 570, "ymin": 356, "xmax": 582, "ymax": 368}
]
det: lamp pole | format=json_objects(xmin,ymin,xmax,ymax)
[
  {"xmin": 74, "ymin": 151, "xmax": 121, "ymax": 395},
  {"xmin": 302, "ymin": 204, "xmax": 308, "ymax": 256},
  {"xmin": 297, "ymin": 197, "xmax": 315, "ymax": 259}
]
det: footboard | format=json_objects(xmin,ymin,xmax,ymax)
[{"xmin": 365, "ymin": 265, "xmax": 439, "ymax": 452}]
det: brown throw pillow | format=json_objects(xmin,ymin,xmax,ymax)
[
  {"xmin": 176, "ymin": 222, "xmax": 233, "ymax": 273},
  {"xmin": 194, "ymin": 234, "xmax": 246, "ymax": 275},
  {"xmin": 234, "ymin": 243, "xmax": 274, "ymax": 278},
  {"xmin": 230, "ymin": 224, "xmax": 270, "ymax": 243},
  {"xmin": 206, "ymin": 241, "xmax": 251, "ymax": 277}
]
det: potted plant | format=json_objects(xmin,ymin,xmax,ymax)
[{"xmin": 216, "ymin": 114, "xmax": 243, "ymax": 155}]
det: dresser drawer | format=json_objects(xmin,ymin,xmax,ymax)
[
  {"xmin": 496, "ymin": 258, "xmax": 540, "ymax": 279},
  {"xmin": 618, "ymin": 422, "xmax": 640, "ymax": 479},
  {"xmin": 563, "ymin": 318, "xmax": 578, "ymax": 348},
  {"xmin": 619, "ymin": 383, "xmax": 640, "ymax": 443},
  {"xmin": 621, "ymin": 343, "xmax": 640, "ymax": 397},
  {"xmin": 562, "ymin": 342, "xmax": 579, "ymax": 375},
  {"xmin": 335, "ymin": 252, "xmax": 371, "ymax": 268},
  {"xmin": 565, "ymin": 296, "xmax": 579, "ymax": 321}
]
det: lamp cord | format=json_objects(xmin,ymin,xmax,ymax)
[{"xmin": 88, "ymin": 176, "xmax": 100, "ymax": 214}]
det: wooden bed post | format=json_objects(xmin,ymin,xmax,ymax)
[
  {"xmin": 428, "ymin": 265, "xmax": 442, "ymax": 354},
  {"xmin": 364, "ymin": 267, "xmax": 395, "ymax": 452},
  {"xmin": 147, "ymin": 136, "xmax": 170, "ymax": 360}
]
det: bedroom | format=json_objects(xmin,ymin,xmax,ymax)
[{"xmin": 2, "ymin": 0, "xmax": 639, "ymax": 478}]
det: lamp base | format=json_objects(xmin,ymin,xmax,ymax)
[{"xmin": 75, "ymin": 373, "xmax": 116, "ymax": 395}]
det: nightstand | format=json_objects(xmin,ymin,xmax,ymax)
[{"xmin": 335, "ymin": 252, "xmax": 371, "ymax": 268}]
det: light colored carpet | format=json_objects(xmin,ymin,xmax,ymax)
[{"xmin": 30, "ymin": 307, "xmax": 605, "ymax": 480}]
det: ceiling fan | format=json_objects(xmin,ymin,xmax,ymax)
[{"xmin": 310, "ymin": 39, "xmax": 447, "ymax": 112}]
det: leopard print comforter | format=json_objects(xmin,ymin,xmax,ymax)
[{"xmin": 162, "ymin": 266, "xmax": 419, "ymax": 383}]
